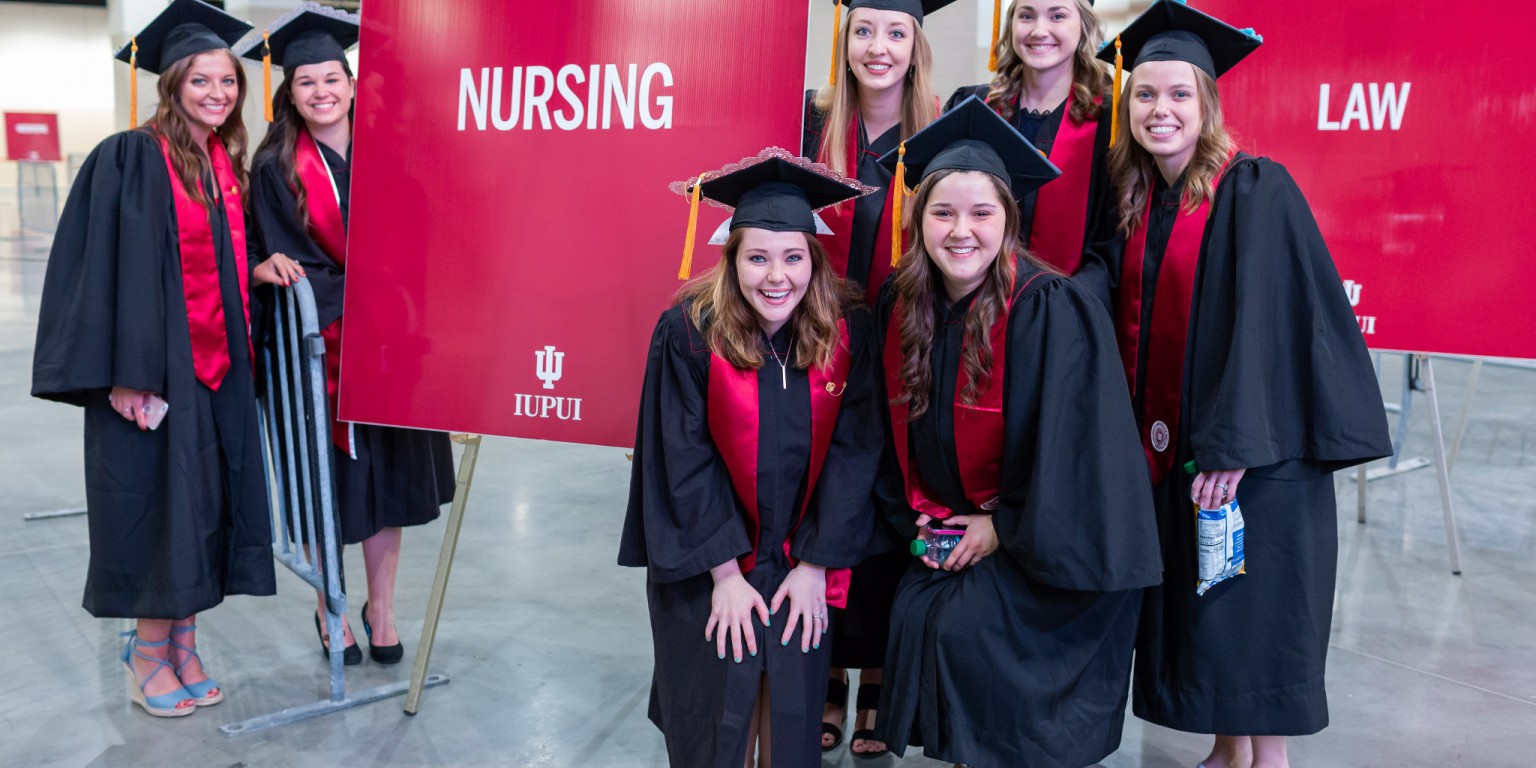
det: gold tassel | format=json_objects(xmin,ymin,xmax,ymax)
[
  {"xmin": 987, "ymin": 0, "xmax": 1002, "ymax": 72},
  {"xmin": 828, "ymin": 1, "xmax": 843, "ymax": 87},
  {"xmin": 678, "ymin": 175, "xmax": 705, "ymax": 280},
  {"xmin": 891, "ymin": 142, "xmax": 907, "ymax": 268},
  {"xmin": 129, "ymin": 38, "xmax": 138, "ymax": 130},
  {"xmin": 1110, "ymin": 35, "xmax": 1123, "ymax": 147},
  {"xmin": 262, "ymin": 32, "xmax": 273, "ymax": 123}
]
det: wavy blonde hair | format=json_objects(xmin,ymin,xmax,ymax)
[
  {"xmin": 677, "ymin": 230, "xmax": 862, "ymax": 371},
  {"xmin": 137, "ymin": 49, "xmax": 249, "ymax": 208},
  {"xmin": 986, "ymin": 0, "xmax": 1109, "ymax": 125},
  {"xmin": 812, "ymin": 9, "xmax": 939, "ymax": 176},
  {"xmin": 1108, "ymin": 65, "xmax": 1232, "ymax": 235}
]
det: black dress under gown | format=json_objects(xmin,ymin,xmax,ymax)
[
  {"xmin": 872, "ymin": 266, "xmax": 1162, "ymax": 767},
  {"xmin": 249, "ymin": 139, "xmax": 454, "ymax": 545},
  {"xmin": 618, "ymin": 304, "xmax": 884, "ymax": 768},
  {"xmin": 801, "ymin": 91, "xmax": 910, "ymax": 672},
  {"xmin": 31, "ymin": 130, "xmax": 276, "ymax": 618},
  {"xmin": 1111, "ymin": 156, "xmax": 1394, "ymax": 735}
]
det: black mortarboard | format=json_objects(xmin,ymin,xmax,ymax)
[
  {"xmin": 839, "ymin": 0, "xmax": 961, "ymax": 26},
  {"xmin": 671, "ymin": 148, "xmax": 875, "ymax": 279},
  {"xmin": 1096, "ymin": 0, "xmax": 1262, "ymax": 80},
  {"xmin": 237, "ymin": 2, "xmax": 361, "ymax": 70},
  {"xmin": 113, "ymin": 0, "xmax": 252, "ymax": 75},
  {"xmin": 825, "ymin": 0, "xmax": 962, "ymax": 85},
  {"xmin": 878, "ymin": 95, "xmax": 1060, "ymax": 200}
]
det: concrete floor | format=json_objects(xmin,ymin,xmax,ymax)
[{"xmin": 2, "ymin": 238, "xmax": 1533, "ymax": 767}]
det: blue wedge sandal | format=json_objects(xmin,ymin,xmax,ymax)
[
  {"xmin": 121, "ymin": 631, "xmax": 197, "ymax": 717},
  {"xmin": 168, "ymin": 625, "xmax": 223, "ymax": 706}
]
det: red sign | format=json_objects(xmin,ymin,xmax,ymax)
[
  {"xmin": 4, "ymin": 113, "xmax": 61, "ymax": 162},
  {"xmin": 1198, "ymin": 1, "xmax": 1534, "ymax": 360},
  {"xmin": 341, "ymin": 1, "xmax": 808, "ymax": 445}
]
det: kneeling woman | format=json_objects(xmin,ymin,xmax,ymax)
[
  {"xmin": 872, "ymin": 99, "xmax": 1162, "ymax": 767},
  {"xmin": 619, "ymin": 149, "xmax": 885, "ymax": 768},
  {"xmin": 246, "ymin": 5, "xmax": 455, "ymax": 665}
]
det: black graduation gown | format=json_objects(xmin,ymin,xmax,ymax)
[
  {"xmin": 1123, "ymin": 157, "xmax": 1394, "ymax": 735},
  {"xmin": 618, "ymin": 304, "xmax": 884, "ymax": 768},
  {"xmin": 249, "ymin": 141, "xmax": 454, "ymax": 545},
  {"xmin": 873, "ymin": 267, "xmax": 1162, "ymax": 768},
  {"xmin": 31, "ymin": 130, "xmax": 277, "ymax": 619},
  {"xmin": 944, "ymin": 85, "xmax": 1116, "ymax": 282},
  {"xmin": 801, "ymin": 91, "xmax": 910, "ymax": 670}
]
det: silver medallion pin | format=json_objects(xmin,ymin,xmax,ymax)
[{"xmin": 1150, "ymin": 421, "xmax": 1170, "ymax": 453}]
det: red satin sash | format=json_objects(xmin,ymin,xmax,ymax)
[
  {"xmin": 815, "ymin": 118, "xmax": 903, "ymax": 306},
  {"xmin": 293, "ymin": 130, "xmax": 352, "ymax": 453},
  {"xmin": 157, "ymin": 133, "xmax": 251, "ymax": 391},
  {"xmin": 883, "ymin": 272, "xmax": 1048, "ymax": 519},
  {"xmin": 1025, "ymin": 93, "xmax": 1100, "ymax": 275},
  {"xmin": 706, "ymin": 320, "xmax": 854, "ymax": 608},
  {"xmin": 1115, "ymin": 162, "xmax": 1229, "ymax": 484}
]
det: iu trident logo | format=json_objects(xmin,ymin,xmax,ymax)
[{"xmin": 535, "ymin": 345, "xmax": 564, "ymax": 390}]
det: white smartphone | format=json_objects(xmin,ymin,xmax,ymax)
[{"xmin": 144, "ymin": 395, "xmax": 169, "ymax": 431}]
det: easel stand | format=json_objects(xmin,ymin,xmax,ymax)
[
  {"xmin": 404, "ymin": 432, "xmax": 484, "ymax": 715},
  {"xmin": 1353, "ymin": 354, "xmax": 1463, "ymax": 575}
]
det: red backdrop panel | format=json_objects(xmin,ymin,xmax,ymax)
[
  {"xmin": 4, "ymin": 113, "xmax": 61, "ymax": 161},
  {"xmin": 1197, "ymin": 1, "xmax": 1533, "ymax": 360},
  {"xmin": 342, "ymin": 1, "xmax": 808, "ymax": 445}
]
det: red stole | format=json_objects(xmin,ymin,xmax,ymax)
[
  {"xmin": 706, "ymin": 320, "xmax": 854, "ymax": 608},
  {"xmin": 293, "ymin": 130, "xmax": 353, "ymax": 454},
  {"xmin": 883, "ymin": 272, "xmax": 1047, "ymax": 519},
  {"xmin": 157, "ymin": 133, "xmax": 251, "ymax": 390},
  {"xmin": 815, "ymin": 118, "xmax": 904, "ymax": 306},
  {"xmin": 1115, "ymin": 162, "xmax": 1229, "ymax": 484},
  {"xmin": 1025, "ymin": 93, "xmax": 1100, "ymax": 275}
]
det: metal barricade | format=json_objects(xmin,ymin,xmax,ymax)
[
  {"xmin": 221, "ymin": 278, "xmax": 445, "ymax": 736},
  {"xmin": 17, "ymin": 160, "xmax": 59, "ymax": 236}
]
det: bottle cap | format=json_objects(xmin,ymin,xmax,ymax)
[{"xmin": 909, "ymin": 539, "xmax": 928, "ymax": 556}]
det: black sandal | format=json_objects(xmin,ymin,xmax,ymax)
[
  {"xmin": 850, "ymin": 683, "xmax": 888, "ymax": 759},
  {"xmin": 822, "ymin": 674, "xmax": 849, "ymax": 752}
]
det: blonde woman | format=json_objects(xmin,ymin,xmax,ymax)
[
  {"xmin": 1100, "ymin": 4, "xmax": 1391, "ymax": 767},
  {"xmin": 944, "ymin": 0, "xmax": 1112, "ymax": 275}
]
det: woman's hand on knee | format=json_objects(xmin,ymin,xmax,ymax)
[
  {"xmin": 943, "ymin": 515, "xmax": 998, "ymax": 571},
  {"xmin": 706, "ymin": 560, "xmax": 768, "ymax": 663},
  {"xmin": 770, "ymin": 563, "xmax": 827, "ymax": 653}
]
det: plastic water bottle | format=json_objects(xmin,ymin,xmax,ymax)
[{"xmin": 909, "ymin": 526, "xmax": 966, "ymax": 564}]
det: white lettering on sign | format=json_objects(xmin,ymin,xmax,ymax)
[
  {"xmin": 15, "ymin": 123, "xmax": 50, "ymax": 135},
  {"xmin": 1342, "ymin": 279, "xmax": 1376, "ymax": 336},
  {"xmin": 458, "ymin": 63, "xmax": 675, "ymax": 132},
  {"xmin": 1318, "ymin": 83, "xmax": 1411, "ymax": 131}
]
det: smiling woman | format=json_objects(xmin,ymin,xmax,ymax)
[{"xmin": 30, "ymin": 0, "xmax": 280, "ymax": 720}]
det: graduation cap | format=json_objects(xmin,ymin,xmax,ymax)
[
  {"xmin": 113, "ymin": 0, "xmax": 253, "ymax": 129},
  {"xmin": 670, "ymin": 147, "xmax": 876, "ymax": 280},
  {"xmin": 825, "ymin": 0, "xmax": 962, "ymax": 86},
  {"xmin": 874, "ymin": 94, "xmax": 1060, "ymax": 267},
  {"xmin": 1096, "ymin": 0, "xmax": 1262, "ymax": 145},
  {"xmin": 236, "ymin": 2, "xmax": 361, "ymax": 122}
]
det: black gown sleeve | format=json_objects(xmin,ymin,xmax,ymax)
[
  {"xmin": 993, "ymin": 273, "xmax": 1162, "ymax": 591},
  {"xmin": 32, "ymin": 131, "xmax": 172, "ymax": 405},
  {"xmin": 1071, "ymin": 101, "xmax": 1121, "ymax": 312},
  {"xmin": 789, "ymin": 308, "xmax": 884, "ymax": 569},
  {"xmin": 1185, "ymin": 157, "xmax": 1393, "ymax": 472},
  {"xmin": 248, "ymin": 156, "xmax": 345, "ymax": 330},
  {"xmin": 869, "ymin": 277, "xmax": 919, "ymax": 548},
  {"xmin": 801, "ymin": 89, "xmax": 824, "ymax": 159},
  {"xmin": 618, "ymin": 305, "xmax": 753, "ymax": 583},
  {"xmin": 943, "ymin": 84, "xmax": 990, "ymax": 113}
]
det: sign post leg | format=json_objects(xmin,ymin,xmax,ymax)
[
  {"xmin": 1418, "ymin": 356, "xmax": 1463, "ymax": 575},
  {"xmin": 404, "ymin": 433, "xmax": 483, "ymax": 715}
]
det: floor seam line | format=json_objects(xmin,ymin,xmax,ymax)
[{"xmin": 1331, "ymin": 643, "xmax": 1536, "ymax": 707}]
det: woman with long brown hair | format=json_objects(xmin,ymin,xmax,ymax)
[
  {"xmin": 1098, "ymin": 4, "xmax": 1391, "ymax": 767},
  {"xmin": 619, "ymin": 149, "xmax": 885, "ymax": 768},
  {"xmin": 246, "ymin": 3, "xmax": 455, "ymax": 667},
  {"xmin": 31, "ymin": 0, "xmax": 292, "ymax": 717},
  {"xmin": 870, "ymin": 99, "xmax": 1161, "ymax": 767},
  {"xmin": 802, "ymin": 2, "xmax": 952, "ymax": 755},
  {"xmin": 944, "ymin": 0, "xmax": 1115, "ymax": 276}
]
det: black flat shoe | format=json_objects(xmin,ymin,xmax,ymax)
[
  {"xmin": 850, "ymin": 683, "xmax": 889, "ymax": 760},
  {"xmin": 362, "ymin": 601, "xmax": 404, "ymax": 665},
  {"xmin": 822, "ymin": 674, "xmax": 849, "ymax": 753},
  {"xmin": 313, "ymin": 613, "xmax": 362, "ymax": 665}
]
